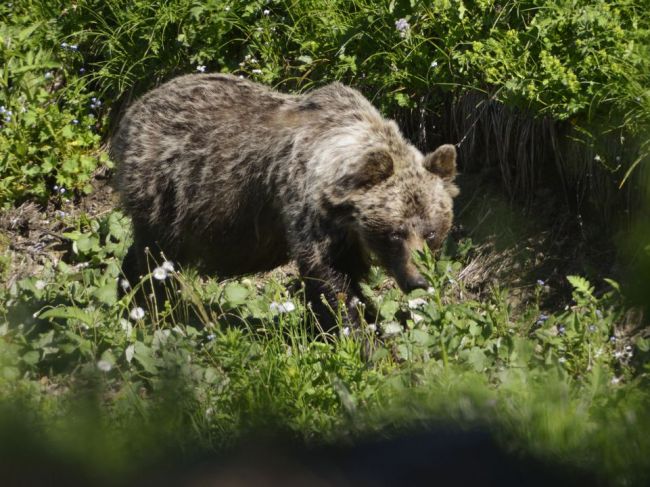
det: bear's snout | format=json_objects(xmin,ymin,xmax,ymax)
[{"xmin": 403, "ymin": 274, "xmax": 428, "ymax": 293}]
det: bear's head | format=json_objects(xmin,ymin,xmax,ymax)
[{"xmin": 329, "ymin": 143, "xmax": 459, "ymax": 293}]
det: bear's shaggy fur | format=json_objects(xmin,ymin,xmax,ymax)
[{"xmin": 111, "ymin": 73, "xmax": 458, "ymax": 329}]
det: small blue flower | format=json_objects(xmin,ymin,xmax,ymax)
[
  {"xmin": 536, "ymin": 279, "xmax": 545, "ymax": 286},
  {"xmin": 395, "ymin": 18, "xmax": 410, "ymax": 32},
  {"xmin": 557, "ymin": 325, "xmax": 566, "ymax": 335},
  {"xmin": 536, "ymin": 313, "xmax": 549, "ymax": 325},
  {"xmin": 610, "ymin": 336, "xmax": 617, "ymax": 343},
  {"xmin": 79, "ymin": 67, "xmax": 86, "ymax": 74}
]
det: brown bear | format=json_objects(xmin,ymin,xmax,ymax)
[{"xmin": 111, "ymin": 73, "xmax": 458, "ymax": 330}]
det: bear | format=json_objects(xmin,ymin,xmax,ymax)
[{"xmin": 110, "ymin": 73, "xmax": 459, "ymax": 331}]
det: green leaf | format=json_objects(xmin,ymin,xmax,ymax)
[
  {"xmin": 224, "ymin": 283, "xmax": 249, "ymax": 305},
  {"xmin": 38, "ymin": 306, "xmax": 95, "ymax": 326}
]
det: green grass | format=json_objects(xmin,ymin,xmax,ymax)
[{"xmin": 2, "ymin": 210, "xmax": 649, "ymax": 484}]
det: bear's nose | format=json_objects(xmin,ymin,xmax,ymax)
[{"xmin": 404, "ymin": 274, "xmax": 428, "ymax": 293}]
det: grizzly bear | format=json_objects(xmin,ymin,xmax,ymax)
[{"xmin": 111, "ymin": 73, "xmax": 458, "ymax": 330}]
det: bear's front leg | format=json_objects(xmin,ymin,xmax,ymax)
[{"xmin": 298, "ymin": 263, "xmax": 363, "ymax": 334}]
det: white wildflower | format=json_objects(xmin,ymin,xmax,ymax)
[
  {"xmin": 252, "ymin": 68, "xmax": 263, "ymax": 74},
  {"xmin": 269, "ymin": 301, "xmax": 296, "ymax": 313},
  {"xmin": 161, "ymin": 260, "xmax": 175, "ymax": 273},
  {"xmin": 97, "ymin": 360, "xmax": 112, "ymax": 372},
  {"xmin": 382, "ymin": 321, "xmax": 403, "ymax": 337},
  {"xmin": 342, "ymin": 326, "xmax": 351, "ymax": 337},
  {"xmin": 129, "ymin": 307, "xmax": 145, "ymax": 320},
  {"xmin": 430, "ymin": 60, "xmax": 438, "ymax": 68},
  {"xmin": 125, "ymin": 344, "xmax": 135, "ymax": 363},
  {"xmin": 263, "ymin": 8, "xmax": 270, "ymax": 15},
  {"xmin": 408, "ymin": 297, "xmax": 427, "ymax": 309},
  {"xmin": 196, "ymin": 64, "xmax": 207, "ymax": 72},
  {"xmin": 44, "ymin": 71, "xmax": 53, "ymax": 79},
  {"xmin": 34, "ymin": 280, "xmax": 47, "ymax": 290},
  {"xmin": 119, "ymin": 278, "xmax": 131, "ymax": 291},
  {"xmin": 611, "ymin": 376, "xmax": 621, "ymax": 385}
]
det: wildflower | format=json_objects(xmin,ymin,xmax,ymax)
[
  {"xmin": 557, "ymin": 325, "xmax": 566, "ymax": 335},
  {"xmin": 536, "ymin": 313, "xmax": 549, "ymax": 325},
  {"xmin": 196, "ymin": 65, "xmax": 207, "ymax": 73},
  {"xmin": 130, "ymin": 307, "xmax": 145, "ymax": 320},
  {"xmin": 60, "ymin": 42, "xmax": 68, "ymax": 48},
  {"xmin": 611, "ymin": 376, "xmax": 621, "ymax": 385},
  {"xmin": 206, "ymin": 333, "xmax": 216, "ymax": 341},
  {"xmin": 614, "ymin": 350, "xmax": 624, "ymax": 359},
  {"xmin": 408, "ymin": 297, "xmax": 427, "ymax": 309},
  {"xmin": 382, "ymin": 321, "xmax": 402, "ymax": 337},
  {"xmin": 588, "ymin": 324, "xmax": 597, "ymax": 333},
  {"xmin": 426, "ymin": 286, "xmax": 435, "ymax": 294},
  {"xmin": 252, "ymin": 68, "xmax": 262, "ymax": 74},
  {"xmin": 269, "ymin": 301, "xmax": 296, "ymax": 313},
  {"xmin": 59, "ymin": 187, "xmax": 66, "ymax": 194},
  {"xmin": 263, "ymin": 8, "xmax": 270, "ymax": 15},
  {"xmin": 558, "ymin": 356, "xmax": 566, "ymax": 363},
  {"xmin": 72, "ymin": 119, "xmax": 79, "ymax": 125},
  {"xmin": 224, "ymin": 5, "xmax": 230, "ymax": 10},
  {"xmin": 89, "ymin": 97, "xmax": 102, "ymax": 109},
  {"xmin": 152, "ymin": 266, "xmax": 168, "ymax": 280},
  {"xmin": 367, "ymin": 324, "xmax": 377, "ymax": 333},
  {"xmin": 44, "ymin": 71, "xmax": 53, "ymax": 79},
  {"xmin": 430, "ymin": 60, "xmax": 438, "ymax": 68},
  {"xmin": 536, "ymin": 279, "xmax": 545, "ymax": 286},
  {"xmin": 34, "ymin": 280, "xmax": 47, "ymax": 290},
  {"xmin": 594, "ymin": 154, "xmax": 601, "ymax": 162},
  {"xmin": 125, "ymin": 344, "xmax": 135, "ymax": 363},
  {"xmin": 161, "ymin": 260, "xmax": 174, "ymax": 273},
  {"xmin": 53, "ymin": 185, "xmax": 59, "ymax": 191},
  {"xmin": 610, "ymin": 336, "xmax": 617, "ymax": 343},
  {"xmin": 342, "ymin": 326, "xmax": 350, "ymax": 337},
  {"xmin": 595, "ymin": 309, "xmax": 603, "ymax": 319},
  {"xmin": 395, "ymin": 18, "xmax": 410, "ymax": 35},
  {"xmin": 79, "ymin": 67, "xmax": 86, "ymax": 74},
  {"xmin": 97, "ymin": 360, "xmax": 112, "ymax": 372},
  {"xmin": 69, "ymin": 44, "xmax": 78, "ymax": 51},
  {"xmin": 119, "ymin": 279, "xmax": 131, "ymax": 291}
]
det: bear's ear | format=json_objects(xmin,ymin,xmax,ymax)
[
  {"xmin": 424, "ymin": 144, "xmax": 457, "ymax": 181},
  {"xmin": 350, "ymin": 149, "xmax": 394, "ymax": 189}
]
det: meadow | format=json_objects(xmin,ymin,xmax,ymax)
[{"xmin": 1, "ymin": 1, "xmax": 649, "ymax": 484}]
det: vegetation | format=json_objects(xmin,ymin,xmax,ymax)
[{"xmin": 1, "ymin": 0, "xmax": 649, "ymax": 484}]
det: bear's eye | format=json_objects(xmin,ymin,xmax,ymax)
[
  {"xmin": 389, "ymin": 231, "xmax": 405, "ymax": 242},
  {"xmin": 425, "ymin": 231, "xmax": 436, "ymax": 241}
]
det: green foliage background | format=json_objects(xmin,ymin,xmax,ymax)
[{"xmin": 1, "ymin": 1, "xmax": 650, "ymax": 484}]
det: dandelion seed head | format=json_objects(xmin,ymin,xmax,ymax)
[{"xmin": 152, "ymin": 266, "xmax": 168, "ymax": 280}]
